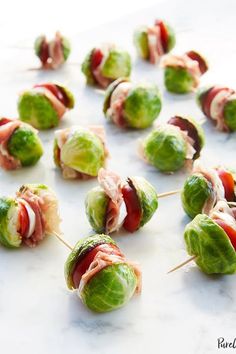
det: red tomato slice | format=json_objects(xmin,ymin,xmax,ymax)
[
  {"xmin": 18, "ymin": 203, "xmax": 29, "ymax": 238},
  {"xmin": 91, "ymin": 48, "xmax": 103, "ymax": 70},
  {"xmin": 72, "ymin": 243, "xmax": 122, "ymax": 288},
  {"xmin": 155, "ymin": 20, "xmax": 168, "ymax": 53},
  {"xmin": 185, "ymin": 51, "xmax": 208, "ymax": 75},
  {"xmin": 0, "ymin": 118, "xmax": 13, "ymax": 126},
  {"xmin": 214, "ymin": 219, "xmax": 236, "ymax": 251},
  {"xmin": 216, "ymin": 168, "xmax": 235, "ymax": 201},
  {"xmin": 39, "ymin": 40, "xmax": 49, "ymax": 66},
  {"xmin": 122, "ymin": 184, "xmax": 142, "ymax": 233},
  {"xmin": 34, "ymin": 83, "xmax": 67, "ymax": 106},
  {"xmin": 202, "ymin": 86, "xmax": 230, "ymax": 118}
]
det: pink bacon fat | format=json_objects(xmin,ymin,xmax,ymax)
[
  {"xmin": 106, "ymin": 81, "xmax": 132, "ymax": 127},
  {"xmin": 0, "ymin": 118, "xmax": 21, "ymax": 170},
  {"xmin": 98, "ymin": 168, "xmax": 125, "ymax": 233},
  {"xmin": 39, "ymin": 32, "xmax": 65, "ymax": 70},
  {"xmin": 201, "ymin": 86, "xmax": 235, "ymax": 131}
]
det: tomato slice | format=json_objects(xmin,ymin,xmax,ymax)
[
  {"xmin": 72, "ymin": 243, "xmax": 121, "ymax": 288},
  {"xmin": 155, "ymin": 19, "xmax": 168, "ymax": 53},
  {"xmin": 18, "ymin": 203, "xmax": 29, "ymax": 238},
  {"xmin": 216, "ymin": 168, "xmax": 235, "ymax": 201},
  {"xmin": 214, "ymin": 219, "xmax": 236, "ymax": 251},
  {"xmin": 39, "ymin": 39, "xmax": 49, "ymax": 66},
  {"xmin": 91, "ymin": 48, "xmax": 103, "ymax": 70},
  {"xmin": 0, "ymin": 118, "xmax": 13, "ymax": 126},
  {"xmin": 201, "ymin": 86, "xmax": 230, "ymax": 118},
  {"xmin": 186, "ymin": 51, "xmax": 208, "ymax": 75},
  {"xmin": 34, "ymin": 83, "xmax": 67, "ymax": 106},
  {"xmin": 122, "ymin": 184, "xmax": 142, "ymax": 233}
]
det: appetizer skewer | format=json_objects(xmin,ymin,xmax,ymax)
[
  {"xmin": 65, "ymin": 234, "xmax": 142, "ymax": 312},
  {"xmin": 181, "ymin": 160, "xmax": 236, "ymax": 218},
  {"xmin": 81, "ymin": 44, "xmax": 131, "ymax": 89},
  {"xmin": 196, "ymin": 85, "xmax": 236, "ymax": 131},
  {"xmin": 168, "ymin": 201, "xmax": 236, "ymax": 274},
  {"xmin": 18, "ymin": 82, "xmax": 74, "ymax": 130},
  {"xmin": 0, "ymin": 184, "xmax": 60, "ymax": 248},
  {"xmin": 85, "ymin": 168, "xmax": 180, "ymax": 234},
  {"xmin": 140, "ymin": 115, "xmax": 205, "ymax": 173},
  {"xmin": 0, "ymin": 117, "xmax": 43, "ymax": 170},
  {"xmin": 162, "ymin": 51, "xmax": 208, "ymax": 93},
  {"xmin": 34, "ymin": 32, "xmax": 71, "ymax": 70},
  {"xmin": 103, "ymin": 78, "xmax": 162, "ymax": 129},
  {"xmin": 134, "ymin": 19, "xmax": 175, "ymax": 64},
  {"xmin": 54, "ymin": 125, "xmax": 109, "ymax": 179}
]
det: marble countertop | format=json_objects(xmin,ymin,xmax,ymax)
[{"xmin": 0, "ymin": 1, "xmax": 236, "ymax": 353}]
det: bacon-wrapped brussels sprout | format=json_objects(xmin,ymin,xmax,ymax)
[
  {"xmin": 181, "ymin": 161, "xmax": 236, "ymax": 218},
  {"xmin": 196, "ymin": 85, "xmax": 236, "ymax": 131},
  {"xmin": 18, "ymin": 82, "xmax": 74, "ymax": 130},
  {"xmin": 85, "ymin": 169, "xmax": 158, "ymax": 234},
  {"xmin": 0, "ymin": 117, "xmax": 43, "ymax": 170},
  {"xmin": 65, "ymin": 234, "xmax": 141, "ymax": 312},
  {"xmin": 0, "ymin": 184, "xmax": 60, "ymax": 248},
  {"xmin": 134, "ymin": 19, "xmax": 176, "ymax": 64},
  {"xmin": 141, "ymin": 116, "xmax": 204, "ymax": 173},
  {"xmin": 54, "ymin": 126, "xmax": 108, "ymax": 179},
  {"xmin": 162, "ymin": 51, "xmax": 208, "ymax": 93},
  {"xmin": 81, "ymin": 44, "xmax": 131, "ymax": 89},
  {"xmin": 34, "ymin": 32, "xmax": 71, "ymax": 70},
  {"xmin": 103, "ymin": 78, "xmax": 162, "ymax": 129},
  {"xmin": 184, "ymin": 201, "xmax": 236, "ymax": 274}
]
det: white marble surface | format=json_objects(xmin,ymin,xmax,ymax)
[{"xmin": 0, "ymin": 1, "xmax": 236, "ymax": 353}]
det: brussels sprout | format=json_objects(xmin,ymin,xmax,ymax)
[
  {"xmin": 123, "ymin": 83, "xmax": 162, "ymax": 129},
  {"xmin": 61, "ymin": 36, "xmax": 71, "ymax": 61},
  {"xmin": 133, "ymin": 27, "xmax": 149, "ymax": 60},
  {"xmin": 133, "ymin": 21, "xmax": 176, "ymax": 62},
  {"xmin": 164, "ymin": 67, "xmax": 195, "ymax": 94},
  {"xmin": 18, "ymin": 91, "xmax": 60, "ymax": 129},
  {"xmin": 34, "ymin": 35, "xmax": 44, "ymax": 56},
  {"xmin": 8, "ymin": 125, "xmax": 43, "ymax": 166},
  {"xmin": 195, "ymin": 86, "xmax": 212, "ymax": 108},
  {"xmin": 59, "ymin": 128, "xmax": 106, "ymax": 177},
  {"xmin": 184, "ymin": 214, "xmax": 236, "ymax": 274},
  {"xmin": 142, "ymin": 125, "xmax": 187, "ymax": 172},
  {"xmin": 81, "ymin": 46, "xmax": 131, "ymax": 87},
  {"xmin": 0, "ymin": 197, "xmax": 21, "ymax": 248},
  {"xmin": 181, "ymin": 174, "xmax": 213, "ymax": 218},
  {"xmin": 224, "ymin": 99, "xmax": 236, "ymax": 131},
  {"xmin": 129, "ymin": 177, "xmax": 158, "ymax": 227},
  {"xmin": 56, "ymin": 83, "xmax": 74, "ymax": 109},
  {"xmin": 80, "ymin": 263, "xmax": 137, "ymax": 312},
  {"xmin": 65, "ymin": 234, "xmax": 117, "ymax": 289},
  {"xmin": 101, "ymin": 49, "xmax": 131, "ymax": 79},
  {"xmin": 81, "ymin": 50, "xmax": 95, "ymax": 86},
  {"xmin": 65, "ymin": 234, "xmax": 138, "ymax": 312},
  {"xmin": 85, "ymin": 187, "xmax": 109, "ymax": 233},
  {"xmin": 104, "ymin": 80, "xmax": 162, "ymax": 129}
]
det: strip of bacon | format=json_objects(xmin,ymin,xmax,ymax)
[
  {"xmin": 48, "ymin": 32, "xmax": 65, "ymax": 69},
  {"xmin": 106, "ymin": 82, "xmax": 132, "ymax": 127},
  {"xmin": 78, "ymin": 250, "xmax": 142, "ymax": 295},
  {"xmin": 0, "ymin": 120, "xmax": 21, "ymax": 170},
  {"xmin": 91, "ymin": 46, "xmax": 113, "ymax": 88},
  {"xmin": 32, "ymin": 87, "xmax": 66, "ymax": 119},
  {"xmin": 98, "ymin": 168, "xmax": 123, "ymax": 233},
  {"xmin": 16, "ymin": 189, "xmax": 45, "ymax": 247},
  {"xmin": 147, "ymin": 25, "xmax": 164, "ymax": 64}
]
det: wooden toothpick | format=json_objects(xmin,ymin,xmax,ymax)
[{"xmin": 167, "ymin": 255, "xmax": 197, "ymax": 274}]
